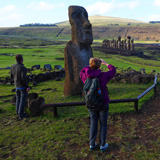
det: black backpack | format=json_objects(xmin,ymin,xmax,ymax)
[{"xmin": 83, "ymin": 77, "xmax": 104, "ymax": 110}]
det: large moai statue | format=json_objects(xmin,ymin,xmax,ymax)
[
  {"xmin": 106, "ymin": 40, "xmax": 110, "ymax": 47},
  {"xmin": 64, "ymin": 6, "xmax": 93, "ymax": 96},
  {"xmin": 113, "ymin": 39, "xmax": 116, "ymax": 48},
  {"xmin": 131, "ymin": 39, "xmax": 134, "ymax": 51},
  {"xmin": 117, "ymin": 36, "xmax": 121, "ymax": 49},
  {"xmin": 124, "ymin": 39, "xmax": 127, "ymax": 50},
  {"xmin": 121, "ymin": 40, "xmax": 124, "ymax": 50},
  {"xmin": 109, "ymin": 40, "xmax": 112, "ymax": 48},
  {"xmin": 127, "ymin": 36, "xmax": 131, "ymax": 50},
  {"xmin": 102, "ymin": 39, "xmax": 107, "ymax": 47},
  {"xmin": 116, "ymin": 40, "xmax": 118, "ymax": 49},
  {"xmin": 111, "ymin": 39, "xmax": 114, "ymax": 48},
  {"xmin": 114, "ymin": 39, "xmax": 117, "ymax": 48}
]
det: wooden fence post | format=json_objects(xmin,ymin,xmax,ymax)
[
  {"xmin": 154, "ymin": 84, "xmax": 157, "ymax": 94},
  {"xmin": 134, "ymin": 100, "xmax": 138, "ymax": 113},
  {"xmin": 53, "ymin": 106, "xmax": 57, "ymax": 117}
]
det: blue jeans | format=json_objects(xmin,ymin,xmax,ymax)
[
  {"xmin": 16, "ymin": 88, "xmax": 27, "ymax": 118},
  {"xmin": 89, "ymin": 103, "xmax": 109, "ymax": 147}
]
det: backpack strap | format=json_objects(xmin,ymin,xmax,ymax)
[
  {"xmin": 96, "ymin": 73, "xmax": 101, "ymax": 89},
  {"xmin": 96, "ymin": 73, "xmax": 109, "ymax": 95}
]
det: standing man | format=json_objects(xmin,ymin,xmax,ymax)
[{"xmin": 11, "ymin": 54, "xmax": 30, "ymax": 119}]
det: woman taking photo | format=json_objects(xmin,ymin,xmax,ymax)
[{"xmin": 80, "ymin": 57, "xmax": 116, "ymax": 152}]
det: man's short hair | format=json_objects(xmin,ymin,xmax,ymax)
[
  {"xmin": 15, "ymin": 54, "xmax": 23, "ymax": 63},
  {"xmin": 89, "ymin": 57, "xmax": 101, "ymax": 70}
]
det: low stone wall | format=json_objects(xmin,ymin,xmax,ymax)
[
  {"xmin": 111, "ymin": 69, "xmax": 156, "ymax": 84},
  {"xmin": 28, "ymin": 69, "xmax": 65, "ymax": 86},
  {"xmin": 0, "ymin": 67, "xmax": 157, "ymax": 85},
  {"xmin": 0, "ymin": 69, "xmax": 65, "ymax": 85}
]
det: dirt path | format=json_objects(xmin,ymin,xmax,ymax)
[{"xmin": 102, "ymin": 90, "xmax": 160, "ymax": 159}]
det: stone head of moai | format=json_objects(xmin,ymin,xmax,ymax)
[
  {"xmin": 127, "ymin": 36, "xmax": 131, "ymax": 40},
  {"xmin": 69, "ymin": 6, "xmax": 93, "ymax": 46},
  {"xmin": 118, "ymin": 36, "xmax": 121, "ymax": 41}
]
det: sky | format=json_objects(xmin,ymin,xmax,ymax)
[{"xmin": 0, "ymin": 0, "xmax": 160, "ymax": 27}]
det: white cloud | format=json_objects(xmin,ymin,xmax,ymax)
[
  {"xmin": 86, "ymin": 1, "xmax": 115, "ymax": 14},
  {"xmin": 86, "ymin": 0, "xmax": 140, "ymax": 15},
  {"xmin": 148, "ymin": 15, "xmax": 160, "ymax": 21},
  {"xmin": 0, "ymin": 5, "xmax": 17, "ymax": 15},
  {"xmin": 128, "ymin": 1, "xmax": 140, "ymax": 9},
  {"xmin": 9, "ymin": 13, "xmax": 24, "ymax": 20},
  {"xmin": 0, "ymin": 5, "xmax": 24, "ymax": 27},
  {"xmin": 153, "ymin": 0, "xmax": 160, "ymax": 7},
  {"xmin": 27, "ymin": 1, "xmax": 64, "ymax": 11},
  {"xmin": 87, "ymin": 1, "xmax": 114, "ymax": 14}
]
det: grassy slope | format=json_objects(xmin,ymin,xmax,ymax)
[
  {"xmin": 56, "ymin": 15, "xmax": 147, "ymax": 27},
  {"xmin": 0, "ymin": 42, "xmax": 159, "ymax": 114},
  {"xmin": 0, "ymin": 79, "xmax": 158, "ymax": 160},
  {"xmin": 0, "ymin": 46, "xmax": 64, "ymax": 69},
  {"xmin": 0, "ymin": 38, "xmax": 160, "ymax": 159},
  {"xmin": 1, "ymin": 15, "xmax": 160, "ymax": 41}
]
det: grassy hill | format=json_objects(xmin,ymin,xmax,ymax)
[
  {"xmin": 56, "ymin": 15, "xmax": 147, "ymax": 27},
  {"xmin": 0, "ymin": 15, "xmax": 160, "ymax": 41}
]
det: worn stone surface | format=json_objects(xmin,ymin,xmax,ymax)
[
  {"xmin": 111, "ymin": 68, "xmax": 155, "ymax": 84},
  {"xmin": 31, "ymin": 65, "xmax": 40, "ymax": 70},
  {"xmin": 64, "ymin": 6, "xmax": 93, "ymax": 96},
  {"xmin": 28, "ymin": 97, "xmax": 45, "ymax": 115},
  {"xmin": 44, "ymin": 64, "xmax": 52, "ymax": 70}
]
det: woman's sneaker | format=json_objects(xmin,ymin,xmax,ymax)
[
  {"xmin": 90, "ymin": 142, "xmax": 98, "ymax": 151},
  {"xmin": 100, "ymin": 143, "xmax": 109, "ymax": 152}
]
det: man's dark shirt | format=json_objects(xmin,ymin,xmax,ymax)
[{"xmin": 10, "ymin": 63, "xmax": 28, "ymax": 88}]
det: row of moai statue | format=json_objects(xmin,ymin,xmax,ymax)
[{"xmin": 102, "ymin": 36, "xmax": 134, "ymax": 51}]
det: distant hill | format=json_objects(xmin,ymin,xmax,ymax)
[
  {"xmin": 56, "ymin": 15, "xmax": 147, "ymax": 27},
  {"xmin": 0, "ymin": 15, "xmax": 160, "ymax": 41},
  {"xmin": 54, "ymin": 16, "xmax": 160, "ymax": 41}
]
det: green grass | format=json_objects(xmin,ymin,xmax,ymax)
[
  {"xmin": 93, "ymin": 50, "xmax": 160, "ymax": 73},
  {"xmin": 0, "ymin": 81, "xmax": 159, "ymax": 159},
  {"xmin": 0, "ymin": 77, "xmax": 158, "ymax": 159},
  {"xmin": 135, "ymin": 40, "xmax": 160, "ymax": 43},
  {"xmin": 0, "ymin": 39, "xmax": 160, "ymax": 159},
  {"xmin": 0, "ymin": 46, "xmax": 65, "ymax": 69},
  {"xmin": 0, "ymin": 76, "xmax": 155, "ymax": 117}
]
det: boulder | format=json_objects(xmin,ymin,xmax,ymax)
[
  {"xmin": 31, "ymin": 65, "xmax": 40, "ymax": 70},
  {"xmin": 27, "ymin": 93, "xmax": 38, "ymax": 100},
  {"xmin": 44, "ymin": 64, "xmax": 52, "ymax": 70},
  {"xmin": 139, "ymin": 68, "xmax": 146, "ymax": 74},
  {"xmin": 28, "ymin": 97, "xmax": 45, "ymax": 115},
  {"xmin": 54, "ymin": 65, "xmax": 62, "ymax": 70},
  {"xmin": 5, "ymin": 66, "xmax": 11, "ymax": 69},
  {"xmin": 10, "ymin": 95, "xmax": 16, "ymax": 106},
  {"xmin": 11, "ymin": 88, "xmax": 16, "ymax": 92}
]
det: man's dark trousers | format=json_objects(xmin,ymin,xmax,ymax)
[{"xmin": 16, "ymin": 88, "xmax": 27, "ymax": 118}]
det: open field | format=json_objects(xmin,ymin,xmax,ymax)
[
  {"xmin": 0, "ymin": 79, "xmax": 160, "ymax": 159},
  {"xmin": 0, "ymin": 33, "xmax": 160, "ymax": 159}
]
